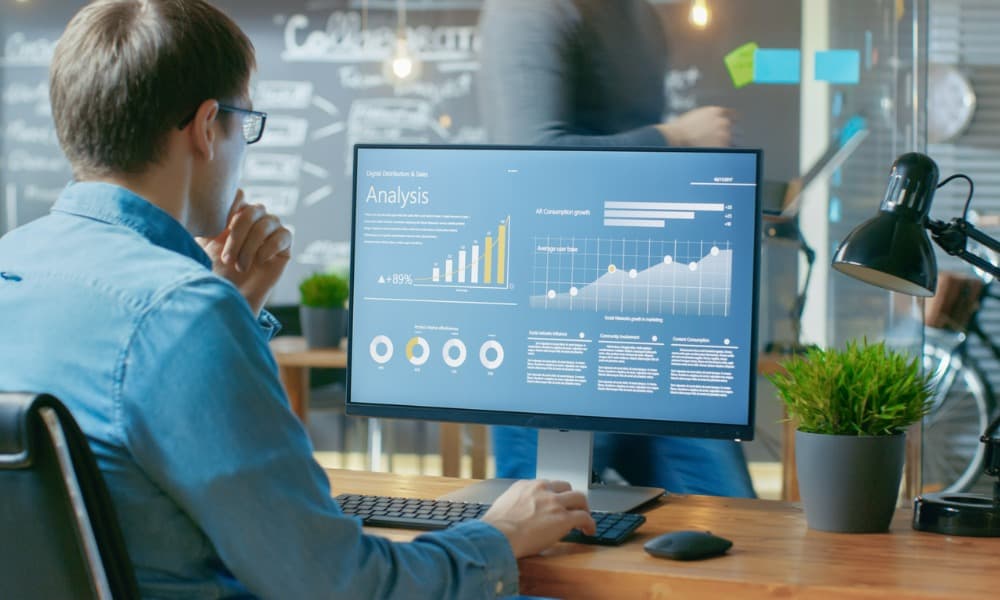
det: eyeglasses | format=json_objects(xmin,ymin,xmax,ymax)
[{"xmin": 176, "ymin": 103, "xmax": 267, "ymax": 145}]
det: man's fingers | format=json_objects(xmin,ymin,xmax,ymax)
[
  {"xmin": 546, "ymin": 480, "xmax": 572, "ymax": 494},
  {"xmin": 569, "ymin": 509, "xmax": 597, "ymax": 535},
  {"xmin": 254, "ymin": 227, "xmax": 294, "ymax": 265},
  {"xmin": 238, "ymin": 215, "xmax": 281, "ymax": 271},
  {"xmin": 227, "ymin": 189, "xmax": 247, "ymax": 222},
  {"xmin": 223, "ymin": 203, "xmax": 266, "ymax": 265},
  {"xmin": 554, "ymin": 490, "xmax": 589, "ymax": 511},
  {"xmin": 194, "ymin": 235, "xmax": 215, "ymax": 251}
]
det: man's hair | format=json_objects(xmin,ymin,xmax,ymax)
[{"xmin": 50, "ymin": 0, "xmax": 256, "ymax": 178}]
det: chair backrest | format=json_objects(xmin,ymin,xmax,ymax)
[{"xmin": 0, "ymin": 393, "xmax": 139, "ymax": 600}]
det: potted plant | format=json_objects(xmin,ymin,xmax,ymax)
[
  {"xmin": 299, "ymin": 271, "xmax": 349, "ymax": 349},
  {"xmin": 769, "ymin": 339, "xmax": 933, "ymax": 533}
]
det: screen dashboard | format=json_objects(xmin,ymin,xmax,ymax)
[{"xmin": 348, "ymin": 145, "xmax": 760, "ymax": 439}]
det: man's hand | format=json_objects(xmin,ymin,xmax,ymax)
[
  {"xmin": 657, "ymin": 106, "xmax": 733, "ymax": 147},
  {"xmin": 482, "ymin": 479, "xmax": 596, "ymax": 558},
  {"xmin": 197, "ymin": 189, "xmax": 293, "ymax": 316}
]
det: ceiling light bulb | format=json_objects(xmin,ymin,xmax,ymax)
[
  {"xmin": 384, "ymin": 34, "xmax": 421, "ymax": 83},
  {"xmin": 690, "ymin": 0, "xmax": 710, "ymax": 28},
  {"xmin": 392, "ymin": 54, "xmax": 413, "ymax": 80}
]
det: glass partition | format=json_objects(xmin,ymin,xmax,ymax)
[{"xmin": 0, "ymin": 1, "xmax": 939, "ymax": 492}]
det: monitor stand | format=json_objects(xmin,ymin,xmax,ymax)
[{"xmin": 438, "ymin": 429, "xmax": 665, "ymax": 513}]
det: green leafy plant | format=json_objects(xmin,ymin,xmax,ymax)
[
  {"xmin": 768, "ymin": 339, "xmax": 933, "ymax": 436},
  {"xmin": 299, "ymin": 271, "xmax": 349, "ymax": 309}
]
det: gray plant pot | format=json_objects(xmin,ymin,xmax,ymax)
[
  {"xmin": 796, "ymin": 430, "xmax": 906, "ymax": 533},
  {"xmin": 300, "ymin": 306, "xmax": 347, "ymax": 349}
]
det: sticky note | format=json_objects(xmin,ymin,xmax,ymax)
[
  {"xmin": 816, "ymin": 50, "xmax": 861, "ymax": 84},
  {"xmin": 753, "ymin": 49, "xmax": 801, "ymax": 84},
  {"xmin": 724, "ymin": 42, "xmax": 758, "ymax": 89}
]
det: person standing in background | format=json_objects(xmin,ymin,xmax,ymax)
[{"xmin": 478, "ymin": 0, "xmax": 756, "ymax": 498}]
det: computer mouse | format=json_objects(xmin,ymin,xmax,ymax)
[{"xmin": 643, "ymin": 530, "xmax": 733, "ymax": 560}]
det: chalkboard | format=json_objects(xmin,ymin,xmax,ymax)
[{"xmin": 1, "ymin": 0, "xmax": 800, "ymax": 305}]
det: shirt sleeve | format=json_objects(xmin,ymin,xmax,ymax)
[
  {"xmin": 257, "ymin": 309, "xmax": 282, "ymax": 339},
  {"xmin": 478, "ymin": 0, "xmax": 666, "ymax": 147},
  {"xmin": 117, "ymin": 275, "xmax": 519, "ymax": 598}
]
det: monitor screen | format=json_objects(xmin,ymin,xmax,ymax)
[{"xmin": 347, "ymin": 145, "xmax": 760, "ymax": 441}]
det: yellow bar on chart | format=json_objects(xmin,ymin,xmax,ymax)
[
  {"xmin": 484, "ymin": 236, "xmax": 493, "ymax": 284},
  {"xmin": 496, "ymin": 223, "xmax": 507, "ymax": 284}
]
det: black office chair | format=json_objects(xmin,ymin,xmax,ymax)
[{"xmin": 0, "ymin": 393, "xmax": 139, "ymax": 599}]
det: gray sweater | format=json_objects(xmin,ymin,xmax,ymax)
[{"xmin": 478, "ymin": 0, "xmax": 669, "ymax": 146}]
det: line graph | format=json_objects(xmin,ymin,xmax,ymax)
[{"xmin": 529, "ymin": 237, "xmax": 733, "ymax": 316}]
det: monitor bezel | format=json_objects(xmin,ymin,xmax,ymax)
[{"xmin": 346, "ymin": 143, "xmax": 762, "ymax": 441}]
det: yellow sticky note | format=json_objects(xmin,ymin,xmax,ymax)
[{"xmin": 725, "ymin": 42, "xmax": 758, "ymax": 89}]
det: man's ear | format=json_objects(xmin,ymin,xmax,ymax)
[{"xmin": 189, "ymin": 99, "xmax": 220, "ymax": 161}]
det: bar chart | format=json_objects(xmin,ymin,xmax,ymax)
[
  {"xmin": 420, "ymin": 216, "xmax": 512, "ymax": 289},
  {"xmin": 602, "ymin": 200, "xmax": 734, "ymax": 229},
  {"xmin": 529, "ymin": 237, "xmax": 733, "ymax": 316}
]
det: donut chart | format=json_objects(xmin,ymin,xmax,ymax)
[
  {"xmin": 479, "ymin": 340, "xmax": 504, "ymax": 370},
  {"xmin": 369, "ymin": 335, "xmax": 393, "ymax": 364},
  {"xmin": 405, "ymin": 336, "xmax": 430, "ymax": 366},
  {"xmin": 442, "ymin": 338, "xmax": 468, "ymax": 368}
]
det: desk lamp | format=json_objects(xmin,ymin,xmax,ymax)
[{"xmin": 832, "ymin": 152, "xmax": 1000, "ymax": 536}]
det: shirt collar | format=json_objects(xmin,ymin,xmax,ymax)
[{"xmin": 51, "ymin": 182, "xmax": 212, "ymax": 269}]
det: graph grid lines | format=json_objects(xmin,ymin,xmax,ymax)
[{"xmin": 529, "ymin": 236, "xmax": 733, "ymax": 316}]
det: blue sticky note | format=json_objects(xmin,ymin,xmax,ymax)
[
  {"xmin": 832, "ymin": 91, "xmax": 844, "ymax": 118},
  {"xmin": 753, "ymin": 49, "xmax": 801, "ymax": 84},
  {"xmin": 830, "ymin": 196, "xmax": 842, "ymax": 223},
  {"xmin": 816, "ymin": 50, "xmax": 860, "ymax": 84}
]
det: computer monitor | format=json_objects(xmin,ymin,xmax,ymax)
[{"xmin": 347, "ymin": 144, "xmax": 761, "ymax": 511}]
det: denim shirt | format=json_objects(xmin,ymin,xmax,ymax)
[{"xmin": 0, "ymin": 182, "xmax": 518, "ymax": 599}]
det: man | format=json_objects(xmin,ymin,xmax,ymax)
[
  {"xmin": 478, "ymin": 0, "xmax": 756, "ymax": 498},
  {"xmin": 0, "ymin": 1, "xmax": 594, "ymax": 597}
]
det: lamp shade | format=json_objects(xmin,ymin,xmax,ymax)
[{"xmin": 832, "ymin": 152, "xmax": 940, "ymax": 297}]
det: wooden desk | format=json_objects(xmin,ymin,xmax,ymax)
[
  {"xmin": 270, "ymin": 336, "xmax": 487, "ymax": 478},
  {"xmin": 269, "ymin": 336, "xmax": 347, "ymax": 421},
  {"xmin": 326, "ymin": 468, "xmax": 997, "ymax": 599}
]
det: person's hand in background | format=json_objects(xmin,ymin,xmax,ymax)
[
  {"xmin": 482, "ymin": 479, "xmax": 596, "ymax": 558},
  {"xmin": 657, "ymin": 106, "xmax": 733, "ymax": 147},
  {"xmin": 197, "ymin": 189, "xmax": 293, "ymax": 316}
]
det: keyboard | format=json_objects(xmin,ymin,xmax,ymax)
[{"xmin": 335, "ymin": 493, "xmax": 646, "ymax": 546}]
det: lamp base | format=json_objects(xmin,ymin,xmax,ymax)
[{"xmin": 913, "ymin": 492, "xmax": 1000, "ymax": 536}]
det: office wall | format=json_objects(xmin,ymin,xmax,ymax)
[
  {"xmin": 0, "ymin": 0, "xmax": 484, "ymax": 304},
  {"xmin": 0, "ymin": 0, "xmax": 801, "ymax": 305}
]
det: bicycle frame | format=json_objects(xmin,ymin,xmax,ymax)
[{"xmin": 922, "ymin": 276, "xmax": 1000, "ymax": 492}]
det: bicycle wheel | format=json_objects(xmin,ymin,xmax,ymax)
[{"xmin": 921, "ymin": 341, "xmax": 994, "ymax": 493}]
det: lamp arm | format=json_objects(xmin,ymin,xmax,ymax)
[
  {"xmin": 927, "ymin": 218, "xmax": 1000, "ymax": 280},
  {"xmin": 792, "ymin": 239, "xmax": 816, "ymax": 322}
]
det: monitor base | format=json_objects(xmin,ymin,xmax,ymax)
[{"xmin": 438, "ymin": 478, "xmax": 664, "ymax": 513}]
